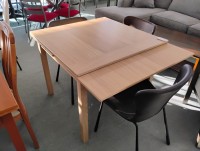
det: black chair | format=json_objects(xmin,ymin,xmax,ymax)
[
  {"xmin": 48, "ymin": 17, "xmax": 87, "ymax": 105},
  {"xmin": 0, "ymin": 48, "xmax": 22, "ymax": 70},
  {"xmin": 124, "ymin": 16, "xmax": 156, "ymax": 34},
  {"xmin": 94, "ymin": 64, "xmax": 192, "ymax": 151}
]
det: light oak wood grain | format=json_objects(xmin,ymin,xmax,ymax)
[
  {"xmin": 78, "ymin": 44, "xmax": 193, "ymax": 101},
  {"xmin": 77, "ymin": 81, "xmax": 88, "ymax": 143},
  {"xmin": 31, "ymin": 17, "xmax": 167, "ymax": 76}
]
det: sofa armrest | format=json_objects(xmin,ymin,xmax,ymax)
[{"xmin": 117, "ymin": 0, "xmax": 133, "ymax": 7}]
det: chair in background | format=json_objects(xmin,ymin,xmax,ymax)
[
  {"xmin": 124, "ymin": 16, "xmax": 156, "ymax": 34},
  {"xmin": 0, "ymin": 21, "xmax": 39, "ymax": 149},
  {"xmin": 16, "ymin": 56, "xmax": 22, "ymax": 70},
  {"xmin": 94, "ymin": 64, "xmax": 192, "ymax": 151},
  {"xmin": 54, "ymin": 1, "xmax": 81, "ymax": 18},
  {"xmin": 0, "ymin": 48, "xmax": 22, "ymax": 70},
  {"xmin": 20, "ymin": 0, "xmax": 58, "ymax": 39},
  {"xmin": 48, "ymin": 17, "xmax": 87, "ymax": 105}
]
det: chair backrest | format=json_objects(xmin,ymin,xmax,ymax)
[
  {"xmin": 48, "ymin": 17, "xmax": 87, "ymax": 27},
  {"xmin": 134, "ymin": 64, "xmax": 192, "ymax": 122},
  {"xmin": 124, "ymin": 16, "xmax": 156, "ymax": 34},
  {"xmin": 0, "ymin": 21, "xmax": 17, "ymax": 91},
  {"xmin": 20, "ymin": 0, "xmax": 45, "ymax": 17},
  {"xmin": 0, "ymin": 21, "xmax": 25, "ymax": 110}
]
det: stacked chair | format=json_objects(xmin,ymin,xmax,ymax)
[
  {"xmin": 20, "ymin": 0, "xmax": 81, "ymax": 39},
  {"xmin": 54, "ymin": 1, "xmax": 81, "ymax": 18},
  {"xmin": 20, "ymin": 0, "xmax": 58, "ymax": 39}
]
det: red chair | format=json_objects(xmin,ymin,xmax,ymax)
[
  {"xmin": 20, "ymin": 0, "xmax": 58, "ymax": 39},
  {"xmin": 54, "ymin": 2, "xmax": 81, "ymax": 18}
]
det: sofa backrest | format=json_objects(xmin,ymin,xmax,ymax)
[
  {"xmin": 117, "ymin": 0, "xmax": 134, "ymax": 7},
  {"xmin": 169, "ymin": 0, "xmax": 200, "ymax": 20},
  {"xmin": 117, "ymin": 0, "xmax": 173, "ymax": 8},
  {"xmin": 154, "ymin": 0, "xmax": 172, "ymax": 9}
]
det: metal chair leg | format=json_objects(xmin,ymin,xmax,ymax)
[
  {"xmin": 71, "ymin": 77, "xmax": 74, "ymax": 105},
  {"xmin": 27, "ymin": 20, "xmax": 31, "ymax": 41},
  {"xmin": 163, "ymin": 107, "xmax": 170, "ymax": 145},
  {"xmin": 94, "ymin": 102, "xmax": 104, "ymax": 132},
  {"xmin": 16, "ymin": 57, "xmax": 22, "ymax": 71},
  {"xmin": 133, "ymin": 123, "xmax": 139, "ymax": 151},
  {"xmin": 56, "ymin": 64, "xmax": 60, "ymax": 82}
]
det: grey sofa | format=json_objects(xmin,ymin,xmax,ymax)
[{"xmin": 95, "ymin": 0, "xmax": 200, "ymax": 49}]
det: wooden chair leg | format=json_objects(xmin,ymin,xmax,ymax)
[
  {"xmin": 20, "ymin": 111, "xmax": 39, "ymax": 149},
  {"xmin": 3, "ymin": 113, "xmax": 26, "ymax": 151}
]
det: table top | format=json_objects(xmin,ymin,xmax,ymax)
[
  {"xmin": 30, "ymin": 17, "xmax": 167, "ymax": 76},
  {"xmin": 0, "ymin": 70, "xmax": 18, "ymax": 116},
  {"xmin": 78, "ymin": 44, "xmax": 193, "ymax": 101}
]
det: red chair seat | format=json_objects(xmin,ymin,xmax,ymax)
[
  {"xmin": 54, "ymin": 8, "xmax": 79, "ymax": 17},
  {"xmin": 28, "ymin": 12, "xmax": 58, "ymax": 22},
  {"xmin": 60, "ymin": 2, "xmax": 69, "ymax": 8},
  {"xmin": 26, "ymin": 5, "xmax": 49, "ymax": 11},
  {"xmin": 47, "ymin": 4, "xmax": 53, "ymax": 8}
]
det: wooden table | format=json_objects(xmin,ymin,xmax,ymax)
[
  {"xmin": 30, "ymin": 17, "xmax": 193, "ymax": 143},
  {"xmin": 0, "ymin": 70, "xmax": 26, "ymax": 151}
]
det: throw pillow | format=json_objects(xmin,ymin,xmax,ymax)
[
  {"xmin": 134, "ymin": 0, "xmax": 154, "ymax": 8},
  {"xmin": 118, "ymin": 0, "xmax": 134, "ymax": 7},
  {"xmin": 154, "ymin": 0, "xmax": 172, "ymax": 9},
  {"xmin": 169, "ymin": 0, "xmax": 200, "ymax": 20}
]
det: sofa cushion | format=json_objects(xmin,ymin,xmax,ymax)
[
  {"xmin": 151, "ymin": 11, "xmax": 200, "ymax": 33},
  {"xmin": 95, "ymin": 6, "xmax": 165, "ymax": 22},
  {"xmin": 169, "ymin": 0, "xmax": 200, "ymax": 20},
  {"xmin": 187, "ymin": 24, "xmax": 200, "ymax": 38},
  {"xmin": 117, "ymin": 0, "xmax": 134, "ymax": 7},
  {"xmin": 154, "ymin": 0, "xmax": 172, "ymax": 9},
  {"xmin": 134, "ymin": 0, "xmax": 154, "ymax": 8}
]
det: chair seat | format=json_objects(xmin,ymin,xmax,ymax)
[
  {"xmin": 105, "ymin": 79, "xmax": 155, "ymax": 122},
  {"xmin": 28, "ymin": 12, "xmax": 58, "ymax": 22},
  {"xmin": 55, "ymin": 8, "xmax": 80, "ymax": 17},
  {"xmin": 47, "ymin": 4, "xmax": 53, "ymax": 8},
  {"xmin": 60, "ymin": 2, "xmax": 69, "ymax": 8},
  {"xmin": 25, "ymin": 5, "xmax": 49, "ymax": 11}
]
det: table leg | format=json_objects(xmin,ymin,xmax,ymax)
[
  {"xmin": 2, "ymin": 113, "xmax": 26, "ymax": 151},
  {"xmin": 77, "ymin": 81, "xmax": 89, "ymax": 143},
  {"xmin": 184, "ymin": 59, "xmax": 200, "ymax": 103},
  {"xmin": 38, "ymin": 44, "xmax": 54, "ymax": 95}
]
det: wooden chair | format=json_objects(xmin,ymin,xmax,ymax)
[
  {"xmin": 124, "ymin": 16, "xmax": 156, "ymax": 34},
  {"xmin": 94, "ymin": 64, "xmax": 192, "ymax": 151},
  {"xmin": 0, "ymin": 21, "xmax": 39, "ymax": 149},
  {"xmin": 48, "ymin": 17, "xmax": 87, "ymax": 105}
]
